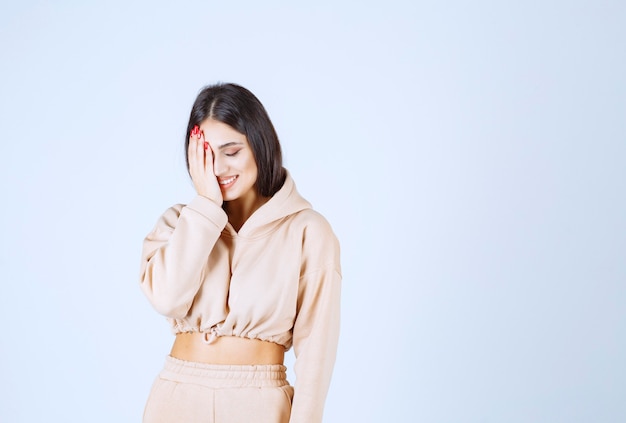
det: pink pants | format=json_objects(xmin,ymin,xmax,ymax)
[{"xmin": 143, "ymin": 356, "xmax": 293, "ymax": 423}]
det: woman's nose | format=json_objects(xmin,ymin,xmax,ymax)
[{"xmin": 212, "ymin": 154, "xmax": 227, "ymax": 176}]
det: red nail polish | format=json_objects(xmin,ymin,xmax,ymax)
[
  {"xmin": 191, "ymin": 125, "xmax": 199, "ymax": 136},
  {"xmin": 203, "ymin": 142, "xmax": 208, "ymax": 150}
]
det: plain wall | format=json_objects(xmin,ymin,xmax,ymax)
[{"xmin": 1, "ymin": 1, "xmax": 624, "ymax": 421}]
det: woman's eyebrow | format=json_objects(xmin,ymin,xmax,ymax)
[{"xmin": 217, "ymin": 141, "xmax": 243, "ymax": 150}]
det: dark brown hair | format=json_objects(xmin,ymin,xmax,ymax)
[{"xmin": 185, "ymin": 83, "xmax": 286, "ymax": 197}]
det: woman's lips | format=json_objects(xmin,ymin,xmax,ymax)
[{"xmin": 218, "ymin": 175, "xmax": 238, "ymax": 189}]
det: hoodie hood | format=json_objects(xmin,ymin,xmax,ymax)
[{"xmin": 227, "ymin": 169, "xmax": 311, "ymax": 238}]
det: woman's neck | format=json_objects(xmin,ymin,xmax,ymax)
[{"xmin": 225, "ymin": 195, "xmax": 269, "ymax": 232}]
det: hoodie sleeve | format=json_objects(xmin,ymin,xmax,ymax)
[
  {"xmin": 139, "ymin": 195, "xmax": 228, "ymax": 319},
  {"xmin": 289, "ymin": 217, "xmax": 342, "ymax": 423}
]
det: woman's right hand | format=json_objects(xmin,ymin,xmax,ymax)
[{"xmin": 188, "ymin": 125, "xmax": 223, "ymax": 206}]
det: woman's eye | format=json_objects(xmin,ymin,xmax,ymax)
[{"xmin": 225, "ymin": 150, "xmax": 241, "ymax": 157}]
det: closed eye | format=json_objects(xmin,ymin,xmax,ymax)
[{"xmin": 225, "ymin": 150, "xmax": 241, "ymax": 157}]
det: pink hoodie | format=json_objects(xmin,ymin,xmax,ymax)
[{"xmin": 140, "ymin": 171, "xmax": 341, "ymax": 423}]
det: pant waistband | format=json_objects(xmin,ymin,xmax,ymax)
[{"xmin": 159, "ymin": 355, "xmax": 289, "ymax": 388}]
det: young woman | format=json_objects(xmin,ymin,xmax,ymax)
[{"xmin": 139, "ymin": 83, "xmax": 341, "ymax": 423}]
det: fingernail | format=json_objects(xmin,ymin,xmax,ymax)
[
  {"xmin": 192, "ymin": 125, "xmax": 199, "ymax": 136},
  {"xmin": 203, "ymin": 142, "xmax": 208, "ymax": 150}
]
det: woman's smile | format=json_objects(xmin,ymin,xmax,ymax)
[{"xmin": 218, "ymin": 175, "xmax": 238, "ymax": 188}]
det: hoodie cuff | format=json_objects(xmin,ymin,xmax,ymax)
[{"xmin": 186, "ymin": 195, "xmax": 228, "ymax": 229}]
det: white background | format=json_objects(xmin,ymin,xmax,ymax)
[{"xmin": 1, "ymin": 1, "xmax": 624, "ymax": 421}]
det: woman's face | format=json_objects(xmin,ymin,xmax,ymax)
[{"xmin": 200, "ymin": 119, "xmax": 259, "ymax": 205}]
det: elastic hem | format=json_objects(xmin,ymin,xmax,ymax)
[{"xmin": 167, "ymin": 326, "xmax": 292, "ymax": 351}]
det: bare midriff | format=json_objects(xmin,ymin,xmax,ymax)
[{"xmin": 170, "ymin": 333, "xmax": 285, "ymax": 365}]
